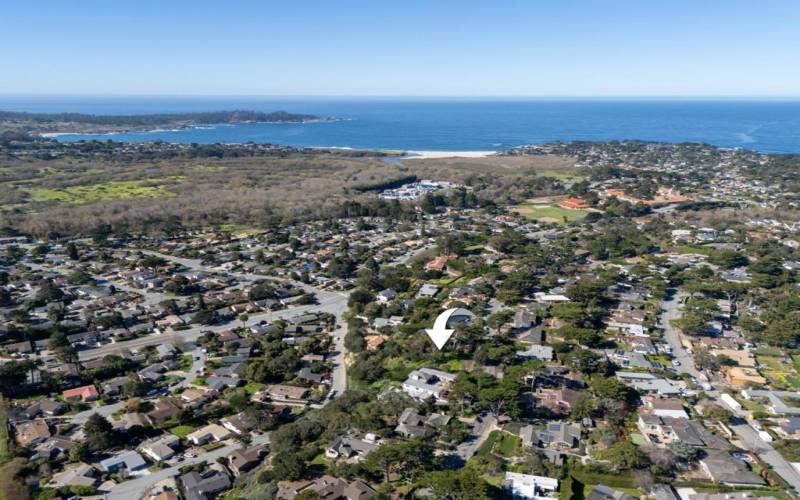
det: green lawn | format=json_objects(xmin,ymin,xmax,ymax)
[
  {"xmin": 510, "ymin": 204, "xmax": 590, "ymax": 224},
  {"xmin": 309, "ymin": 453, "xmax": 329, "ymax": 466},
  {"xmin": 497, "ymin": 433, "xmax": 521, "ymax": 457},
  {"xmin": 757, "ymin": 356, "xmax": 783, "ymax": 371},
  {"xmin": 243, "ymin": 382, "xmax": 265, "ymax": 395},
  {"xmin": 169, "ymin": 424, "xmax": 198, "ymax": 438},
  {"xmin": 571, "ymin": 469, "xmax": 636, "ymax": 491},
  {"xmin": 752, "ymin": 347, "xmax": 784, "ymax": 357},
  {"xmin": 474, "ymin": 430, "xmax": 521, "ymax": 458},
  {"xmin": 476, "ymin": 430, "xmax": 502, "ymax": 456},
  {"xmin": 28, "ymin": 176, "xmax": 184, "ymax": 205},
  {"xmin": 202, "ymin": 442, "xmax": 225, "ymax": 452}
]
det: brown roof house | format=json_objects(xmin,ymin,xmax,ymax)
[
  {"xmin": 227, "ymin": 444, "xmax": 268, "ymax": 476},
  {"xmin": 14, "ymin": 420, "xmax": 51, "ymax": 447}
]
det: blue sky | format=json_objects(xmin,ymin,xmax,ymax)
[{"xmin": 2, "ymin": 0, "xmax": 799, "ymax": 96}]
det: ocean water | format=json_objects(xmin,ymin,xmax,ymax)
[{"xmin": 2, "ymin": 97, "xmax": 799, "ymax": 153}]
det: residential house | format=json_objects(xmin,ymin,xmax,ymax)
[
  {"xmin": 285, "ymin": 475, "xmax": 375, "ymax": 500},
  {"xmin": 181, "ymin": 469, "xmax": 232, "ymax": 500},
  {"xmin": 401, "ymin": 368, "xmax": 456, "ymax": 402},
  {"xmin": 180, "ymin": 387, "xmax": 218, "ymax": 408},
  {"xmin": 640, "ymin": 397, "xmax": 689, "ymax": 419},
  {"xmin": 616, "ymin": 372, "xmax": 684, "ymax": 396},
  {"xmin": 99, "ymin": 450, "xmax": 147, "ymax": 473},
  {"xmin": 534, "ymin": 387, "xmax": 583, "ymax": 415},
  {"xmin": 325, "ymin": 433, "xmax": 381, "ymax": 461},
  {"xmin": 62, "ymin": 384, "xmax": 99, "ymax": 402},
  {"xmin": 587, "ymin": 485, "xmax": 636, "ymax": 500},
  {"xmin": 699, "ymin": 450, "xmax": 765, "ymax": 486},
  {"xmin": 227, "ymin": 444, "xmax": 268, "ymax": 476},
  {"xmin": 257, "ymin": 384, "xmax": 310, "ymax": 403},
  {"xmin": 394, "ymin": 408, "xmax": 450, "ymax": 438},
  {"xmin": 775, "ymin": 417, "xmax": 800, "ymax": 439},
  {"xmin": 637, "ymin": 416, "xmax": 727, "ymax": 449},
  {"xmin": 526, "ymin": 422, "xmax": 582, "ymax": 450},
  {"xmin": 14, "ymin": 420, "xmax": 51, "ymax": 447},
  {"xmin": 425, "ymin": 255, "xmax": 450, "ymax": 272},
  {"xmin": 102, "ymin": 376, "xmax": 131, "ymax": 397},
  {"xmin": 503, "ymin": 472, "xmax": 558, "ymax": 500},
  {"xmin": 186, "ymin": 423, "xmax": 231, "ymax": 446},
  {"xmin": 31, "ymin": 436, "xmax": 74, "ymax": 461},
  {"xmin": 376, "ymin": 289, "xmax": 397, "ymax": 303},
  {"xmin": 417, "ymin": 283, "xmax": 441, "ymax": 298},
  {"xmin": 222, "ymin": 412, "xmax": 254, "ymax": 435},
  {"xmin": 47, "ymin": 464, "xmax": 99, "ymax": 489},
  {"xmin": 146, "ymin": 399, "xmax": 182, "ymax": 426},
  {"xmin": 139, "ymin": 434, "xmax": 181, "ymax": 462}
]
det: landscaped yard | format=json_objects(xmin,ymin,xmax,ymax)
[
  {"xmin": 497, "ymin": 433, "xmax": 521, "ymax": 457},
  {"xmin": 510, "ymin": 204, "xmax": 590, "ymax": 224},
  {"xmin": 756, "ymin": 355, "xmax": 800, "ymax": 390},
  {"xmin": 475, "ymin": 431, "xmax": 521, "ymax": 458},
  {"xmin": 243, "ymin": 382, "xmax": 265, "ymax": 395},
  {"xmin": 169, "ymin": 424, "xmax": 198, "ymax": 438}
]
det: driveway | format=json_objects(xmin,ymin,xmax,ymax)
[{"xmin": 455, "ymin": 415, "xmax": 498, "ymax": 460}]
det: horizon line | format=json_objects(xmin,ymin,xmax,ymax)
[{"xmin": 1, "ymin": 93, "xmax": 800, "ymax": 101}]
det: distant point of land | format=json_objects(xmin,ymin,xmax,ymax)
[{"xmin": 0, "ymin": 110, "xmax": 325, "ymax": 135}]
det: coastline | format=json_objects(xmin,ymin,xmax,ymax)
[
  {"xmin": 37, "ymin": 118, "xmax": 328, "ymax": 138},
  {"xmin": 403, "ymin": 150, "xmax": 497, "ymax": 159}
]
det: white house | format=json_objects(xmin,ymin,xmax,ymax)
[
  {"xmin": 401, "ymin": 368, "xmax": 456, "ymax": 402},
  {"xmin": 503, "ymin": 472, "xmax": 558, "ymax": 500}
]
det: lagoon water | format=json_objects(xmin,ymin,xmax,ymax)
[{"xmin": 3, "ymin": 97, "xmax": 800, "ymax": 153}]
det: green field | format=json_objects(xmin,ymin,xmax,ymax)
[
  {"xmin": 510, "ymin": 204, "xmax": 590, "ymax": 224},
  {"xmin": 28, "ymin": 176, "xmax": 183, "ymax": 204}
]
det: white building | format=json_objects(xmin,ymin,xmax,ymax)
[
  {"xmin": 503, "ymin": 472, "xmax": 558, "ymax": 499},
  {"xmin": 401, "ymin": 368, "xmax": 457, "ymax": 402}
]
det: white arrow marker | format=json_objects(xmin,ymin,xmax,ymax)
[{"xmin": 425, "ymin": 310, "xmax": 457, "ymax": 350}]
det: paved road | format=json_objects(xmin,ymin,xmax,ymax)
[
  {"xmin": 78, "ymin": 288, "xmax": 347, "ymax": 358},
  {"xmin": 659, "ymin": 289, "xmax": 701, "ymax": 379},
  {"xmin": 660, "ymin": 290, "xmax": 800, "ymax": 492},
  {"xmin": 455, "ymin": 415, "xmax": 498, "ymax": 460},
  {"xmin": 106, "ymin": 432, "xmax": 270, "ymax": 500},
  {"xmin": 137, "ymin": 249, "xmax": 351, "ymax": 402},
  {"xmin": 83, "ymin": 249, "xmax": 351, "ymax": 401},
  {"xmin": 390, "ymin": 244, "xmax": 433, "ymax": 266}
]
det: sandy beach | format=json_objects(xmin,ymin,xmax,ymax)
[{"xmin": 403, "ymin": 150, "xmax": 497, "ymax": 159}]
